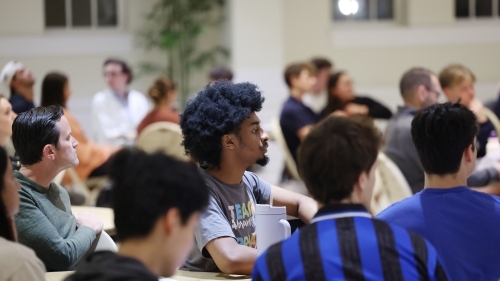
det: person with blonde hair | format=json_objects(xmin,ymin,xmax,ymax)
[{"xmin": 137, "ymin": 76, "xmax": 179, "ymax": 135}]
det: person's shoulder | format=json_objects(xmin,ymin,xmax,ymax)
[
  {"xmin": 92, "ymin": 89, "xmax": 110, "ymax": 104},
  {"xmin": 376, "ymin": 194, "xmax": 421, "ymax": 220},
  {"xmin": 0, "ymin": 238, "xmax": 44, "ymax": 273},
  {"xmin": 129, "ymin": 90, "xmax": 148, "ymax": 101}
]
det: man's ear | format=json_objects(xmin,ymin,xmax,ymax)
[
  {"xmin": 463, "ymin": 143, "xmax": 475, "ymax": 163},
  {"xmin": 416, "ymin": 85, "xmax": 427, "ymax": 103},
  {"xmin": 354, "ymin": 171, "xmax": 367, "ymax": 193},
  {"xmin": 162, "ymin": 208, "xmax": 181, "ymax": 236},
  {"xmin": 221, "ymin": 134, "xmax": 236, "ymax": 150},
  {"xmin": 43, "ymin": 144, "xmax": 56, "ymax": 161}
]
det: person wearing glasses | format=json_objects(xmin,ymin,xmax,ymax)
[
  {"xmin": 91, "ymin": 59, "xmax": 149, "ymax": 146},
  {"xmin": 384, "ymin": 67, "xmax": 500, "ymax": 194}
]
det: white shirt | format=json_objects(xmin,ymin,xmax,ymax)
[
  {"xmin": 302, "ymin": 91, "xmax": 328, "ymax": 114},
  {"xmin": 0, "ymin": 237, "xmax": 46, "ymax": 281},
  {"xmin": 91, "ymin": 88, "xmax": 149, "ymax": 146}
]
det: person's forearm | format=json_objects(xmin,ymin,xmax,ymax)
[
  {"xmin": 297, "ymin": 196, "xmax": 318, "ymax": 224},
  {"xmin": 468, "ymin": 167, "xmax": 499, "ymax": 187},
  {"xmin": 215, "ymin": 245, "xmax": 257, "ymax": 275}
]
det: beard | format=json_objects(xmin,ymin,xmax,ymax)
[{"xmin": 256, "ymin": 155, "xmax": 270, "ymax": 167}]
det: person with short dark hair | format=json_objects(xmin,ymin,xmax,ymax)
[
  {"xmin": 0, "ymin": 146, "xmax": 46, "ymax": 281},
  {"xmin": 64, "ymin": 148, "xmax": 209, "ymax": 281},
  {"xmin": 0, "ymin": 61, "xmax": 35, "ymax": 114},
  {"xmin": 440, "ymin": 64, "xmax": 493, "ymax": 158},
  {"xmin": 377, "ymin": 102, "xmax": 500, "ymax": 281},
  {"xmin": 209, "ymin": 66, "xmax": 233, "ymax": 84},
  {"xmin": 253, "ymin": 115, "xmax": 449, "ymax": 281},
  {"xmin": 302, "ymin": 58, "xmax": 333, "ymax": 113},
  {"xmin": 41, "ymin": 72, "xmax": 117, "ymax": 185},
  {"xmin": 385, "ymin": 68, "xmax": 500, "ymax": 194},
  {"xmin": 12, "ymin": 106, "xmax": 103, "ymax": 271},
  {"xmin": 280, "ymin": 62, "xmax": 320, "ymax": 164},
  {"xmin": 91, "ymin": 58, "xmax": 149, "ymax": 146},
  {"xmin": 324, "ymin": 71, "xmax": 393, "ymax": 119},
  {"xmin": 181, "ymin": 81, "xmax": 317, "ymax": 275},
  {"xmin": 137, "ymin": 76, "xmax": 179, "ymax": 134}
]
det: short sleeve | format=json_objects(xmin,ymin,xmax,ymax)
[
  {"xmin": 242, "ymin": 172, "xmax": 271, "ymax": 204},
  {"xmin": 194, "ymin": 194, "xmax": 235, "ymax": 257}
]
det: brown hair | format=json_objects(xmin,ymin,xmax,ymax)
[
  {"xmin": 148, "ymin": 77, "xmax": 176, "ymax": 105},
  {"xmin": 0, "ymin": 146, "xmax": 15, "ymax": 241},
  {"xmin": 324, "ymin": 71, "xmax": 348, "ymax": 115},
  {"xmin": 439, "ymin": 64, "xmax": 476, "ymax": 89},
  {"xmin": 283, "ymin": 62, "xmax": 316, "ymax": 89},
  {"xmin": 297, "ymin": 115, "xmax": 382, "ymax": 204},
  {"xmin": 41, "ymin": 72, "xmax": 68, "ymax": 108}
]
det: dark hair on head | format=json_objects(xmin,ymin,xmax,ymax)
[
  {"xmin": 104, "ymin": 58, "xmax": 133, "ymax": 84},
  {"xmin": 298, "ymin": 115, "xmax": 382, "ymax": 204},
  {"xmin": 411, "ymin": 102, "xmax": 478, "ymax": 175},
  {"xmin": 109, "ymin": 147, "xmax": 208, "ymax": 240},
  {"xmin": 0, "ymin": 146, "xmax": 15, "ymax": 241},
  {"xmin": 12, "ymin": 105, "xmax": 64, "ymax": 165},
  {"xmin": 41, "ymin": 72, "xmax": 68, "ymax": 108},
  {"xmin": 148, "ymin": 76, "xmax": 176, "ymax": 105},
  {"xmin": 180, "ymin": 81, "xmax": 264, "ymax": 167},
  {"xmin": 324, "ymin": 71, "xmax": 348, "ymax": 115},
  {"xmin": 283, "ymin": 62, "xmax": 316, "ymax": 89},
  {"xmin": 311, "ymin": 58, "xmax": 333, "ymax": 71},
  {"xmin": 399, "ymin": 67, "xmax": 433, "ymax": 101},
  {"xmin": 209, "ymin": 66, "xmax": 233, "ymax": 82}
]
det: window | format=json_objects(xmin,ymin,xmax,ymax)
[
  {"xmin": 333, "ymin": 0, "xmax": 393, "ymax": 21},
  {"xmin": 45, "ymin": 0, "xmax": 118, "ymax": 28},
  {"xmin": 456, "ymin": 0, "xmax": 500, "ymax": 18}
]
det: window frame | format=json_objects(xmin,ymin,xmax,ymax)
[
  {"xmin": 456, "ymin": 0, "xmax": 500, "ymax": 20},
  {"xmin": 332, "ymin": 0, "xmax": 395, "ymax": 22}
]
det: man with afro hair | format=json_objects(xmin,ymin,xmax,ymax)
[{"xmin": 181, "ymin": 81, "xmax": 317, "ymax": 275}]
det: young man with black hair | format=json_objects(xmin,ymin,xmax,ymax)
[
  {"xmin": 91, "ymin": 58, "xmax": 149, "ymax": 146},
  {"xmin": 12, "ymin": 106, "xmax": 103, "ymax": 271},
  {"xmin": 280, "ymin": 62, "xmax": 320, "ymax": 163},
  {"xmin": 253, "ymin": 115, "xmax": 449, "ymax": 281},
  {"xmin": 0, "ymin": 61, "xmax": 35, "ymax": 114},
  {"xmin": 377, "ymin": 102, "xmax": 500, "ymax": 281},
  {"xmin": 181, "ymin": 81, "xmax": 317, "ymax": 275},
  {"xmin": 65, "ymin": 148, "xmax": 209, "ymax": 281}
]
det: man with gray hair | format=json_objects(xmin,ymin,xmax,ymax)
[
  {"xmin": 384, "ymin": 67, "xmax": 500, "ymax": 193},
  {"xmin": 0, "ymin": 61, "xmax": 35, "ymax": 114}
]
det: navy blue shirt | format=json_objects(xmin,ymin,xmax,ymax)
[
  {"xmin": 477, "ymin": 120, "xmax": 494, "ymax": 158},
  {"xmin": 9, "ymin": 92, "xmax": 35, "ymax": 114},
  {"xmin": 279, "ymin": 97, "xmax": 321, "ymax": 162},
  {"xmin": 253, "ymin": 204, "xmax": 449, "ymax": 281},
  {"xmin": 377, "ymin": 186, "xmax": 500, "ymax": 281}
]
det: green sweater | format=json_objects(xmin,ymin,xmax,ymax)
[{"xmin": 14, "ymin": 171, "xmax": 96, "ymax": 271}]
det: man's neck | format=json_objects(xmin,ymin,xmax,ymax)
[
  {"xmin": 424, "ymin": 173, "xmax": 467, "ymax": 189},
  {"xmin": 289, "ymin": 88, "xmax": 306, "ymax": 101},
  {"xmin": 14, "ymin": 87, "xmax": 34, "ymax": 102},
  {"xmin": 112, "ymin": 87, "xmax": 128, "ymax": 98},
  {"xmin": 206, "ymin": 160, "xmax": 247, "ymax": 185},
  {"xmin": 118, "ymin": 237, "xmax": 164, "ymax": 277},
  {"xmin": 19, "ymin": 165, "xmax": 59, "ymax": 189},
  {"xmin": 403, "ymin": 100, "xmax": 420, "ymax": 109}
]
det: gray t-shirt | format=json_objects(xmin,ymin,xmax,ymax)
[{"xmin": 184, "ymin": 170, "xmax": 271, "ymax": 272}]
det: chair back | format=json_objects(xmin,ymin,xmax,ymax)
[
  {"xmin": 271, "ymin": 118, "xmax": 301, "ymax": 181},
  {"xmin": 95, "ymin": 230, "xmax": 118, "ymax": 252},
  {"xmin": 484, "ymin": 108, "xmax": 500, "ymax": 136},
  {"xmin": 136, "ymin": 122, "xmax": 189, "ymax": 161},
  {"xmin": 371, "ymin": 153, "xmax": 412, "ymax": 215}
]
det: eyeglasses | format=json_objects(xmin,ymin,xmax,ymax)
[
  {"xmin": 103, "ymin": 71, "xmax": 124, "ymax": 78},
  {"xmin": 426, "ymin": 87, "xmax": 441, "ymax": 98}
]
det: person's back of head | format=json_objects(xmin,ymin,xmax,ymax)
[
  {"xmin": 148, "ymin": 76, "xmax": 176, "ymax": 107},
  {"xmin": 12, "ymin": 105, "xmax": 65, "ymax": 166},
  {"xmin": 109, "ymin": 148, "xmax": 209, "ymax": 277},
  {"xmin": 283, "ymin": 62, "xmax": 316, "ymax": 92},
  {"xmin": 298, "ymin": 115, "xmax": 382, "ymax": 207},
  {"xmin": 310, "ymin": 58, "xmax": 333, "ymax": 72},
  {"xmin": 399, "ymin": 67, "xmax": 436, "ymax": 108},
  {"xmin": 41, "ymin": 72, "xmax": 68, "ymax": 108},
  {"xmin": 209, "ymin": 66, "xmax": 233, "ymax": 83},
  {"xmin": 411, "ymin": 102, "xmax": 478, "ymax": 177},
  {"xmin": 180, "ymin": 81, "xmax": 265, "ymax": 168}
]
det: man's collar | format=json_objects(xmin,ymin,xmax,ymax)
[{"xmin": 311, "ymin": 203, "xmax": 371, "ymax": 223}]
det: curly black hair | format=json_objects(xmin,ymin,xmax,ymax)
[{"xmin": 180, "ymin": 81, "xmax": 265, "ymax": 167}]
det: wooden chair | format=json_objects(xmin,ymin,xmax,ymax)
[
  {"xmin": 136, "ymin": 122, "xmax": 189, "ymax": 162},
  {"xmin": 271, "ymin": 118, "xmax": 301, "ymax": 181}
]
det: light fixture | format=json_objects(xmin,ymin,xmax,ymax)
[{"xmin": 338, "ymin": 0, "xmax": 359, "ymax": 16}]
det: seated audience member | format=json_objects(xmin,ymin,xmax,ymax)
[
  {"xmin": 12, "ymin": 106, "xmax": 103, "ymax": 271},
  {"xmin": 324, "ymin": 71, "xmax": 393, "ymax": 119},
  {"xmin": 280, "ymin": 62, "xmax": 320, "ymax": 163},
  {"xmin": 209, "ymin": 66, "xmax": 233, "ymax": 84},
  {"xmin": 137, "ymin": 76, "xmax": 180, "ymax": 134},
  {"xmin": 440, "ymin": 64, "xmax": 492, "ymax": 157},
  {"xmin": 181, "ymin": 82, "xmax": 317, "ymax": 274},
  {"xmin": 253, "ymin": 115, "xmax": 449, "ymax": 281},
  {"xmin": 384, "ymin": 68, "xmax": 500, "ymax": 193},
  {"xmin": 41, "ymin": 72, "xmax": 116, "ymax": 184},
  {"xmin": 0, "ymin": 146, "xmax": 46, "ymax": 281},
  {"xmin": 91, "ymin": 58, "xmax": 149, "ymax": 146},
  {"xmin": 65, "ymin": 148, "xmax": 209, "ymax": 281},
  {"xmin": 0, "ymin": 61, "xmax": 35, "ymax": 114},
  {"xmin": 0, "ymin": 95, "xmax": 17, "ymax": 147},
  {"xmin": 302, "ymin": 58, "xmax": 333, "ymax": 114},
  {"xmin": 377, "ymin": 102, "xmax": 500, "ymax": 281}
]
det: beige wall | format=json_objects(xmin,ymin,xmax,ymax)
[{"xmin": 0, "ymin": 0, "xmax": 44, "ymax": 35}]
